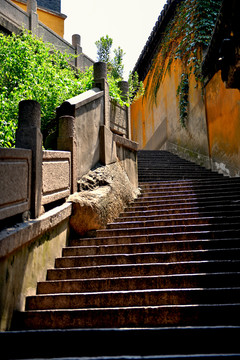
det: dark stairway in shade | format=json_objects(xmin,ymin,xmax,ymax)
[{"xmin": 4, "ymin": 150, "xmax": 240, "ymax": 359}]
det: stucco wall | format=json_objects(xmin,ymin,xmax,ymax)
[
  {"xmin": 12, "ymin": 0, "xmax": 65, "ymax": 37},
  {"xmin": 131, "ymin": 59, "xmax": 210, "ymax": 167},
  {"xmin": 205, "ymin": 71, "xmax": 240, "ymax": 176}
]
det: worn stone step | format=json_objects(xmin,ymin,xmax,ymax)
[
  {"xmin": 117, "ymin": 209, "xmax": 240, "ymax": 223},
  {"xmin": 70, "ymin": 229, "xmax": 240, "ymax": 247},
  {"xmin": 37, "ymin": 272, "xmax": 240, "ymax": 294},
  {"xmin": 138, "ymin": 176, "xmax": 224, "ymax": 182},
  {"xmin": 63, "ymin": 238, "xmax": 240, "ymax": 257},
  {"xmin": 138, "ymin": 185, "xmax": 240, "ymax": 198},
  {"xmin": 55, "ymin": 248, "xmax": 240, "ymax": 268},
  {"xmin": 97, "ymin": 222, "xmax": 240, "ymax": 238},
  {"xmin": 14, "ymin": 303, "xmax": 240, "ymax": 329},
  {"xmin": 26, "ymin": 288, "xmax": 240, "ymax": 310},
  {"xmin": 138, "ymin": 179, "xmax": 240, "ymax": 190},
  {"xmin": 47, "ymin": 260, "xmax": 240, "ymax": 280},
  {"xmin": 106, "ymin": 215, "xmax": 240, "ymax": 230},
  {"xmin": 126, "ymin": 200, "xmax": 240, "ymax": 213},
  {"xmin": 119, "ymin": 204, "xmax": 240, "ymax": 220},
  {"xmin": 130, "ymin": 193, "xmax": 240, "ymax": 208},
  {"xmin": 3, "ymin": 327, "xmax": 240, "ymax": 359}
]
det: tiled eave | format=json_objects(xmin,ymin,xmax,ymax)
[{"xmin": 132, "ymin": 0, "xmax": 182, "ymax": 81}]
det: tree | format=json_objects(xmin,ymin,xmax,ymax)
[
  {"xmin": 95, "ymin": 35, "xmax": 113, "ymax": 63},
  {"xmin": 95, "ymin": 35, "xmax": 144, "ymax": 105},
  {"xmin": 95, "ymin": 35, "xmax": 125, "ymax": 80}
]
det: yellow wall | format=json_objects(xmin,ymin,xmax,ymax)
[
  {"xmin": 131, "ymin": 54, "xmax": 240, "ymax": 175},
  {"xmin": 131, "ymin": 58, "xmax": 210, "ymax": 166},
  {"xmin": 205, "ymin": 71, "xmax": 240, "ymax": 176},
  {"xmin": 11, "ymin": 0, "xmax": 65, "ymax": 37}
]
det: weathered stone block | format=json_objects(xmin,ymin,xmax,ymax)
[{"xmin": 68, "ymin": 162, "xmax": 139, "ymax": 236}]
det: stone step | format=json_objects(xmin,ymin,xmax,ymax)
[
  {"xmin": 3, "ymin": 327, "xmax": 240, "ymax": 359},
  {"xmin": 129, "ymin": 193, "xmax": 240, "ymax": 207},
  {"xmin": 96, "ymin": 222, "xmax": 240, "ymax": 238},
  {"xmin": 13, "ymin": 303, "xmax": 240, "ymax": 329},
  {"xmin": 70, "ymin": 229, "xmax": 240, "ymax": 247},
  {"xmin": 138, "ymin": 175, "xmax": 224, "ymax": 181},
  {"xmin": 37, "ymin": 272, "xmax": 240, "ymax": 294},
  {"xmin": 106, "ymin": 215, "xmax": 240, "ymax": 230},
  {"xmin": 55, "ymin": 248, "xmax": 240, "ymax": 268},
  {"xmin": 117, "ymin": 209, "xmax": 240, "ymax": 223},
  {"xmin": 47, "ymin": 260, "xmax": 240, "ymax": 280},
  {"xmin": 119, "ymin": 204, "xmax": 240, "ymax": 220},
  {"xmin": 138, "ymin": 177, "xmax": 240, "ymax": 187},
  {"xmin": 63, "ymin": 238, "xmax": 240, "ymax": 257},
  {"xmin": 26, "ymin": 288, "xmax": 240, "ymax": 310},
  {"xmin": 127, "ymin": 200, "xmax": 240, "ymax": 213},
  {"xmin": 138, "ymin": 185, "xmax": 240, "ymax": 197}
]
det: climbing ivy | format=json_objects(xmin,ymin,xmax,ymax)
[{"xmin": 145, "ymin": 0, "xmax": 222, "ymax": 127}]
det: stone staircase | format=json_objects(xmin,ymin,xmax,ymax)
[{"xmin": 4, "ymin": 150, "xmax": 240, "ymax": 358}]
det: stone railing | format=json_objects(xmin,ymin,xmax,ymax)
[
  {"xmin": 0, "ymin": 100, "xmax": 72, "ymax": 223},
  {"xmin": 0, "ymin": 148, "xmax": 32, "ymax": 221},
  {"xmin": 0, "ymin": 64, "xmax": 138, "ymax": 224},
  {"xmin": 0, "ymin": 0, "xmax": 94, "ymax": 71},
  {"xmin": 42, "ymin": 150, "xmax": 71, "ymax": 206},
  {"xmin": 57, "ymin": 62, "xmax": 138, "ymax": 188}
]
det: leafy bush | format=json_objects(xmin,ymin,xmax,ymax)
[
  {"xmin": 0, "ymin": 31, "xmax": 144, "ymax": 148},
  {"xmin": 0, "ymin": 31, "xmax": 93, "ymax": 147}
]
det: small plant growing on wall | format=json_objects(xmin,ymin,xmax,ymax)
[{"xmin": 145, "ymin": 0, "xmax": 222, "ymax": 127}]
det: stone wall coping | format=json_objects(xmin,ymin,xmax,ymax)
[
  {"xmin": 0, "ymin": 202, "xmax": 72, "ymax": 259},
  {"xmin": 57, "ymin": 88, "xmax": 104, "ymax": 118},
  {"xmin": 42, "ymin": 150, "xmax": 71, "ymax": 160},
  {"xmin": 113, "ymin": 134, "xmax": 138, "ymax": 152},
  {"xmin": 65, "ymin": 88, "xmax": 103, "ymax": 109}
]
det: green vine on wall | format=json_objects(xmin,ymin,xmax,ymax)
[{"xmin": 146, "ymin": 0, "xmax": 222, "ymax": 127}]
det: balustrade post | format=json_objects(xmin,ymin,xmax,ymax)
[
  {"xmin": 72, "ymin": 34, "xmax": 82, "ymax": 69},
  {"xmin": 118, "ymin": 80, "xmax": 131, "ymax": 140},
  {"xmin": 27, "ymin": 0, "xmax": 38, "ymax": 35},
  {"xmin": 93, "ymin": 62, "xmax": 110, "ymax": 129},
  {"xmin": 57, "ymin": 116, "xmax": 77, "ymax": 193},
  {"xmin": 16, "ymin": 100, "xmax": 42, "ymax": 218}
]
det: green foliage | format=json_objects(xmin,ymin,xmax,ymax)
[
  {"xmin": 95, "ymin": 35, "xmax": 113, "ymax": 63},
  {"xmin": 146, "ymin": 0, "xmax": 222, "ymax": 127},
  {"xmin": 0, "ymin": 31, "xmax": 93, "ymax": 148},
  {"xmin": 95, "ymin": 35, "xmax": 144, "ymax": 106},
  {"xmin": 176, "ymin": 73, "xmax": 189, "ymax": 128},
  {"xmin": 111, "ymin": 47, "xmax": 125, "ymax": 80}
]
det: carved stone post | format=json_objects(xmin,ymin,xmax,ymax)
[
  {"xmin": 118, "ymin": 80, "xmax": 131, "ymax": 140},
  {"xmin": 27, "ymin": 0, "xmax": 38, "ymax": 35},
  {"xmin": 72, "ymin": 34, "xmax": 82, "ymax": 70},
  {"xmin": 118, "ymin": 80, "xmax": 129, "ymax": 102},
  {"xmin": 16, "ymin": 100, "xmax": 42, "ymax": 218},
  {"xmin": 57, "ymin": 116, "xmax": 77, "ymax": 193},
  {"xmin": 93, "ymin": 62, "xmax": 110, "ymax": 129}
]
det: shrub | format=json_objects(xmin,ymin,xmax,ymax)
[{"xmin": 0, "ymin": 31, "xmax": 93, "ymax": 147}]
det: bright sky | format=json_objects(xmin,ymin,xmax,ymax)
[{"xmin": 61, "ymin": 0, "xmax": 166, "ymax": 79}]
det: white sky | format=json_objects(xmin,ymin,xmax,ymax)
[{"xmin": 61, "ymin": 0, "xmax": 166, "ymax": 79}]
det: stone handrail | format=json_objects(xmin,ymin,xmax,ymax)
[
  {"xmin": 57, "ymin": 62, "xmax": 138, "ymax": 188},
  {"xmin": 0, "ymin": 148, "xmax": 32, "ymax": 221}
]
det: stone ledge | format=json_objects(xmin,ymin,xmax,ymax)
[
  {"xmin": 113, "ymin": 134, "xmax": 138, "ymax": 152},
  {"xmin": 57, "ymin": 88, "xmax": 104, "ymax": 118},
  {"xmin": 0, "ymin": 202, "xmax": 72, "ymax": 259}
]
